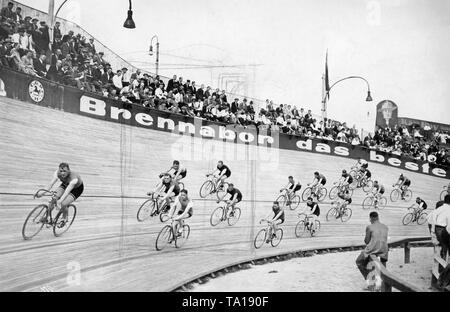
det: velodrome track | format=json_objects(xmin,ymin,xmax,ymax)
[{"xmin": 0, "ymin": 98, "xmax": 444, "ymax": 292}]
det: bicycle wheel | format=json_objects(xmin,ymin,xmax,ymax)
[
  {"xmin": 326, "ymin": 207, "xmax": 338, "ymax": 221},
  {"xmin": 440, "ymin": 190, "xmax": 447, "ymax": 201},
  {"xmin": 199, "ymin": 181, "xmax": 214, "ymax": 198},
  {"xmin": 155, "ymin": 225, "xmax": 173, "ymax": 251},
  {"xmin": 362, "ymin": 196, "xmax": 374, "ymax": 210},
  {"xmin": 311, "ymin": 221, "xmax": 321, "ymax": 237},
  {"xmin": 254, "ymin": 229, "xmax": 267, "ymax": 249},
  {"xmin": 417, "ymin": 212, "xmax": 428, "ymax": 225},
  {"xmin": 390, "ymin": 189, "xmax": 400, "ymax": 202},
  {"xmin": 341, "ymin": 208, "xmax": 352, "ymax": 222},
  {"xmin": 216, "ymin": 182, "xmax": 229, "ymax": 200},
  {"xmin": 275, "ymin": 194, "xmax": 287, "ymax": 207},
  {"xmin": 302, "ymin": 187, "xmax": 312, "ymax": 201},
  {"xmin": 22, "ymin": 204, "xmax": 48, "ymax": 240},
  {"xmin": 329, "ymin": 186, "xmax": 339, "ymax": 200},
  {"xmin": 137, "ymin": 199, "xmax": 156, "ymax": 222},
  {"xmin": 227, "ymin": 207, "xmax": 241, "ymax": 226},
  {"xmin": 290, "ymin": 195, "xmax": 301, "ymax": 210},
  {"xmin": 378, "ymin": 197, "xmax": 387, "ymax": 209},
  {"xmin": 295, "ymin": 220, "xmax": 308, "ymax": 238},
  {"xmin": 402, "ymin": 213, "xmax": 413, "ymax": 225},
  {"xmin": 210, "ymin": 207, "xmax": 224, "ymax": 226},
  {"xmin": 53, "ymin": 205, "xmax": 76, "ymax": 237},
  {"xmin": 317, "ymin": 187, "xmax": 327, "ymax": 202},
  {"xmin": 175, "ymin": 224, "xmax": 190, "ymax": 248},
  {"xmin": 271, "ymin": 228, "xmax": 283, "ymax": 247},
  {"xmin": 403, "ymin": 189, "xmax": 412, "ymax": 202},
  {"xmin": 363, "ymin": 180, "xmax": 373, "ymax": 193}
]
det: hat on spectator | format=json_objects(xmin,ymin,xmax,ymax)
[
  {"xmin": 39, "ymin": 21, "xmax": 46, "ymax": 25},
  {"xmin": 99, "ymin": 51, "xmax": 104, "ymax": 55},
  {"xmin": 32, "ymin": 18, "xmax": 38, "ymax": 22},
  {"xmin": 24, "ymin": 16, "xmax": 31, "ymax": 20}
]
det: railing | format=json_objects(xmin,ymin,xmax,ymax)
[
  {"xmin": 168, "ymin": 236, "xmax": 432, "ymax": 292},
  {"xmin": 368, "ymin": 237, "xmax": 448, "ymax": 292}
]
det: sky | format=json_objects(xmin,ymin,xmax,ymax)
[{"xmin": 12, "ymin": 0, "xmax": 450, "ymax": 131}]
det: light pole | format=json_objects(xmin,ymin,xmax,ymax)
[
  {"xmin": 321, "ymin": 75, "xmax": 372, "ymax": 123},
  {"xmin": 123, "ymin": 0, "xmax": 136, "ymax": 29},
  {"xmin": 149, "ymin": 35, "xmax": 160, "ymax": 76}
]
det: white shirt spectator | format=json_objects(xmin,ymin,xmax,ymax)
[
  {"xmin": 174, "ymin": 92, "xmax": 183, "ymax": 104},
  {"xmin": 276, "ymin": 115, "xmax": 286, "ymax": 126},
  {"xmin": 113, "ymin": 74, "xmax": 123, "ymax": 90},
  {"xmin": 155, "ymin": 87, "xmax": 164, "ymax": 99},
  {"xmin": 431, "ymin": 203, "xmax": 450, "ymax": 233},
  {"xmin": 337, "ymin": 131, "xmax": 347, "ymax": 142}
]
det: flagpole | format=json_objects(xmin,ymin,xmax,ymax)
[{"xmin": 321, "ymin": 74, "xmax": 326, "ymax": 130}]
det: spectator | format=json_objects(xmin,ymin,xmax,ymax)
[
  {"xmin": 355, "ymin": 211, "xmax": 389, "ymax": 291},
  {"xmin": 53, "ymin": 21, "xmax": 62, "ymax": 43},
  {"xmin": 430, "ymin": 195, "xmax": 450, "ymax": 259},
  {"xmin": 13, "ymin": 6, "xmax": 22, "ymax": 24},
  {"xmin": 0, "ymin": 2, "xmax": 14, "ymax": 20},
  {"xmin": 33, "ymin": 52, "xmax": 47, "ymax": 77},
  {"xmin": 20, "ymin": 49, "xmax": 37, "ymax": 75},
  {"xmin": 112, "ymin": 69, "xmax": 123, "ymax": 91}
]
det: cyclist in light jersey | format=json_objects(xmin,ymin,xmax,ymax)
[{"xmin": 167, "ymin": 189, "xmax": 193, "ymax": 237}]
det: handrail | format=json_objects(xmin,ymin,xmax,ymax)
[
  {"xmin": 369, "ymin": 255, "xmax": 422, "ymax": 292},
  {"xmin": 167, "ymin": 236, "xmax": 431, "ymax": 292}
]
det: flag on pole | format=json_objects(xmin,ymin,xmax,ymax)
[{"xmin": 325, "ymin": 50, "xmax": 330, "ymax": 100}]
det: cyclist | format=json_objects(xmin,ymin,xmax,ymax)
[
  {"xmin": 147, "ymin": 173, "xmax": 180, "ymax": 215},
  {"xmin": 394, "ymin": 174, "xmax": 411, "ymax": 200},
  {"xmin": 166, "ymin": 189, "xmax": 193, "ymax": 238},
  {"xmin": 356, "ymin": 158, "xmax": 369, "ymax": 173},
  {"xmin": 217, "ymin": 183, "xmax": 242, "ymax": 218},
  {"xmin": 360, "ymin": 167, "xmax": 372, "ymax": 186},
  {"xmin": 308, "ymin": 171, "xmax": 327, "ymax": 197},
  {"xmin": 305, "ymin": 197, "xmax": 320, "ymax": 234},
  {"xmin": 167, "ymin": 160, "xmax": 187, "ymax": 185},
  {"xmin": 338, "ymin": 169, "xmax": 353, "ymax": 191},
  {"xmin": 372, "ymin": 181, "xmax": 385, "ymax": 207},
  {"xmin": 414, "ymin": 197, "xmax": 427, "ymax": 214},
  {"xmin": 262, "ymin": 201, "xmax": 285, "ymax": 243},
  {"xmin": 280, "ymin": 176, "xmax": 302, "ymax": 205},
  {"xmin": 336, "ymin": 189, "xmax": 352, "ymax": 217},
  {"xmin": 37, "ymin": 163, "xmax": 84, "ymax": 223},
  {"xmin": 207, "ymin": 160, "xmax": 231, "ymax": 190}
]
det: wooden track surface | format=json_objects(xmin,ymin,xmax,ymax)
[{"xmin": 0, "ymin": 98, "xmax": 445, "ymax": 292}]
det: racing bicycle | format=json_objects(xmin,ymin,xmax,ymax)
[{"xmin": 22, "ymin": 189, "xmax": 77, "ymax": 240}]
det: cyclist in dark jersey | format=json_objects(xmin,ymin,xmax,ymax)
[
  {"xmin": 394, "ymin": 174, "xmax": 411, "ymax": 200},
  {"xmin": 217, "ymin": 183, "xmax": 242, "ymax": 218},
  {"xmin": 308, "ymin": 172, "xmax": 326, "ymax": 198},
  {"xmin": 340, "ymin": 170, "xmax": 353, "ymax": 189},
  {"xmin": 337, "ymin": 189, "xmax": 352, "ymax": 215},
  {"xmin": 306, "ymin": 197, "xmax": 320, "ymax": 233},
  {"xmin": 208, "ymin": 160, "xmax": 231, "ymax": 190},
  {"xmin": 262, "ymin": 201, "xmax": 285, "ymax": 243},
  {"xmin": 148, "ymin": 173, "xmax": 180, "ymax": 212},
  {"xmin": 280, "ymin": 176, "xmax": 302, "ymax": 205},
  {"xmin": 415, "ymin": 197, "xmax": 427, "ymax": 213},
  {"xmin": 38, "ymin": 162, "xmax": 84, "ymax": 221}
]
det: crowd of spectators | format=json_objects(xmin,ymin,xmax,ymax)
[{"xmin": 0, "ymin": 2, "xmax": 448, "ymax": 167}]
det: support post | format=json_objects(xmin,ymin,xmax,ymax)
[{"xmin": 404, "ymin": 242, "xmax": 410, "ymax": 264}]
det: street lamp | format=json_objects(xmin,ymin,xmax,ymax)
[
  {"xmin": 123, "ymin": 0, "xmax": 136, "ymax": 29},
  {"xmin": 322, "ymin": 75, "xmax": 372, "ymax": 121},
  {"xmin": 149, "ymin": 35, "xmax": 160, "ymax": 76}
]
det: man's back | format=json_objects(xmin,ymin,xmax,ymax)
[{"xmin": 364, "ymin": 221, "xmax": 389, "ymax": 260}]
